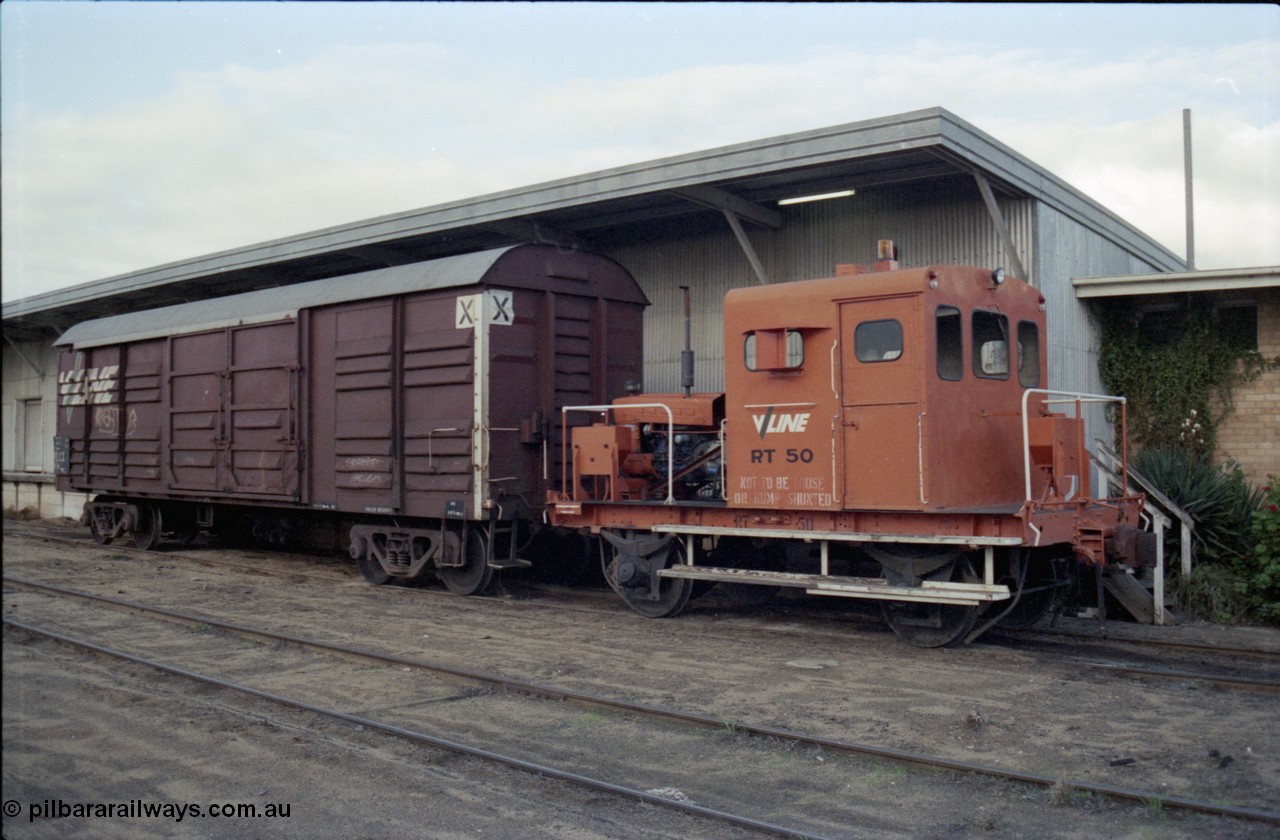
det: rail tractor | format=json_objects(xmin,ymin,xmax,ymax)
[
  {"xmin": 549, "ymin": 241, "xmax": 1154, "ymax": 645},
  {"xmin": 55, "ymin": 240, "xmax": 1154, "ymax": 646}
]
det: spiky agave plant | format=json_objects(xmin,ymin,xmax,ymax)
[{"xmin": 1133, "ymin": 447, "xmax": 1262, "ymax": 564}]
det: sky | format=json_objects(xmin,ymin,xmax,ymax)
[{"xmin": 2, "ymin": 2, "xmax": 1277, "ymax": 304}]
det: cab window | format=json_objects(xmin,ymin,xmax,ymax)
[
  {"xmin": 745, "ymin": 329, "xmax": 804, "ymax": 371},
  {"xmin": 1017, "ymin": 321, "xmax": 1040, "ymax": 387},
  {"xmin": 936, "ymin": 306, "xmax": 962, "ymax": 381},
  {"xmin": 972, "ymin": 311, "xmax": 1009, "ymax": 379},
  {"xmin": 854, "ymin": 320, "xmax": 903, "ymax": 363}
]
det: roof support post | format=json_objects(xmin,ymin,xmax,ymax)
[
  {"xmin": 670, "ymin": 185, "xmax": 776, "ymax": 285},
  {"xmin": 974, "ymin": 173, "xmax": 1031, "ymax": 286},
  {"xmin": 722, "ymin": 210, "xmax": 771, "ymax": 285}
]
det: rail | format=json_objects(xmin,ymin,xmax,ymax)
[
  {"xmin": 7, "ymin": 585, "xmax": 1277, "ymax": 826},
  {"xmin": 2, "ymin": 614, "xmax": 822, "ymax": 839},
  {"xmin": 1021, "ymin": 388, "xmax": 1128, "ymax": 503},
  {"xmin": 561, "ymin": 403, "xmax": 677, "ymax": 504}
]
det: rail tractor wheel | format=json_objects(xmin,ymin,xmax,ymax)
[
  {"xmin": 439, "ymin": 528, "xmax": 495, "ymax": 596},
  {"xmin": 132, "ymin": 503, "xmax": 163, "ymax": 551},
  {"xmin": 877, "ymin": 552, "xmax": 981, "ymax": 648},
  {"xmin": 605, "ymin": 535, "xmax": 694, "ymax": 619},
  {"xmin": 987, "ymin": 553, "xmax": 1067, "ymax": 630}
]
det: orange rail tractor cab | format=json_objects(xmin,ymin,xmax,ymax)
[{"xmin": 551, "ymin": 242, "xmax": 1156, "ymax": 646}]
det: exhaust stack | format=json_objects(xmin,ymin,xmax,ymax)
[{"xmin": 680, "ymin": 285, "xmax": 695, "ymax": 397}]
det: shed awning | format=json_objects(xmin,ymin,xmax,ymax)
[{"xmin": 1073, "ymin": 266, "xmax": 1280, "ymax": 298}]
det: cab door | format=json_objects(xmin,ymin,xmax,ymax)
[{"xmin": 839, "ymin": 296, "xmax": 923, "ymax": 509}]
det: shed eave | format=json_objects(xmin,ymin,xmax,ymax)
[
  {"xmin": 8, "ymin": 106, "xmax": 1185, "ymax": 332},
  {"xmin": 1073, "ymin": 266, "xmax": 1280, "ymax": 298}
]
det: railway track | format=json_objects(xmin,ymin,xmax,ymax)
[
  {"xmin": 4, "ymin": 616, "xmax": 820, "ymax": 839},
  {"xmin": 6, "ymin": 574, "xmax": 1279, "ymax": 829},
  {"xmin": 9, "ymin": 527, "xmax": 1280, "ymax": 691},
  {"xmin": 2, "ymin": 524, "xmax": 356, "ymax": 585}
]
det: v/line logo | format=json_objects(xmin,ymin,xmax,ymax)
[{"xmin": 752, "ymin": 407, "xmax": 811, "ymax": 439}]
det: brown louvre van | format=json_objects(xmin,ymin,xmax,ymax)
[{"xmin": 56, "ymin": 245, "xmax": 647, "ymax": 589}]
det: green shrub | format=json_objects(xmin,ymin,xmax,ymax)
[
  {"xmin": 1245, "ymin": 477, "xmax": 1280, "ymax": 624},
  {"xmin": 1170, "ymin": 563, "xmax": 1252, "ymax": 624},
  {"xmin": 1133, "ymin": 448, "xmax": 1261, "ymax": 564},
  {"xmin": 1130, "ymin": 449, "xmax": 1280, "ymax": 624}
]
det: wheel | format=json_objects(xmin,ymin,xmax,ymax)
[
  {"xmin": 608, "ymin": 539, "xmax": 694, "ymax": 619},
  {"xmin": 879, "ymin": 556, "xmax": 980, "ymax": 648},
  {"xmin": 881, "ymin": 599, "xmax": 979, "ymax": 648},
  {"xmin": 987, "ymin": 554, "xmax": 1063, "ymax": 630},
  {"xmin": 439, "ymin": 528, "xmax": 494, "ymax": 596},
  {"xmin": 132, "ymin": 503, "xmax": 163, "ymax": 550}
]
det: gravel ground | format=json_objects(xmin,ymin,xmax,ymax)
[{"xmin": 3, "ymin": 520, "xmax": 1278, "ymax": 838}]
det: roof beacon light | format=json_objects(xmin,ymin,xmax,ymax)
[
  {"xmin": 873, "ymin": 239, "xmax": 900, "ymax": 272},
  {"xmin": 991, "ymin": 267, "xmax": 1006, "ymax": 287},
  {"xmin": 777, "ymin": 188, "xmax": 856, "ymax": 206}
]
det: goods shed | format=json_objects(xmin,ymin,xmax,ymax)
[{"xmin": 4, "ymin": 107, "xmax": 1185, "ymax": 517}]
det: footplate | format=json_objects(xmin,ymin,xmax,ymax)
[{"xmin": 658, "ymin": 565, "xmax": 1010, "ymax": 606}]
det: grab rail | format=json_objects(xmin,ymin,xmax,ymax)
[
  {"xmin": 561, "ymin": 403, "xmax": 677, "ymax": 504},
  {"xmin": 1021, "ymin": 389, "xmax": 1128, "ymax": 502}
]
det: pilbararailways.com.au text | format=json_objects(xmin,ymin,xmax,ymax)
[{"xmin": 5, "ymin": 798, "xmax": 291, "ymax": 823}]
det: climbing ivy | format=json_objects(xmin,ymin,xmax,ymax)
[{"xmin": 1096, "ymin": 300, "xmax": 1274, "ymax": 456}]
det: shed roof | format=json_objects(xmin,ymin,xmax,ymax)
[
  {"xmin": 1073, "ymin": 266, "xmax": 1280, "ymax": 298},
  {"xmin": 6, "ymin": 107, "xmax": 1184, "ymax": 342},
  {"xmin": 55, "ymin": 244, "xmax": 646, "ymax": 349}
]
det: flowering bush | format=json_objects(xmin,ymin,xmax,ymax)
[
  {"xmin": 1246, "ymin": 476, "xmax": 1280, "ymax": 624},
  {"xmin": 1177, "ymin": 410, "xmax": 1206, "ymax": 452}
]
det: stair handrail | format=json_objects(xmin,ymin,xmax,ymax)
[
  {"xmin": 1087, "ymin": 444, "xmax": 1176, "ymax": 625},
  {"xmin": 1093, "ymin": 440, "xmax": 1194, "ymax": 577}
]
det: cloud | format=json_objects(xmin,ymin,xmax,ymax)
[{"xmin": 3, "ymin": 35, "xmax": 1277, "ymax": 301}]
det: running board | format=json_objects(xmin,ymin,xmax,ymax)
[
  {"xmin": 653, "ymin": 524, "xmax": 1023, "ymax": 546},
  {"xmin": 658, "ymin": 566, "xmax": 1011, "ymax": 606}
]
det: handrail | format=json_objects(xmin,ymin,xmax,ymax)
[
  {"xmin": 1094, "ymin": 441, "xmax": 1194, "ymax": 529},
  {"xmin": 1021, "ymin": 389, "xmax": 1127, "ymax": 502},
  {"xmin": 561, "ymin": 403, "xmax": 677, "ymax": 504},
  {"xmin": 1094, "ymin": 440, "xmax": 1195, "ymax": 578}
]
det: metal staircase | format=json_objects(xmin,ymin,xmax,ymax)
[{"xmin": 1091, "ymin": 442, "xmax": 1197, "ymax": 626}]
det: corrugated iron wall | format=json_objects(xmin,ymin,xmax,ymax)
[
  {"xmin": 1033, "ymin": 203, "xmax": 1179, "ymax": 465},
  {"xmin": 606, "ymin": 181, "xmax": 1035, "ymax": 393},
  {"xmin": 1035, "ymin": 203, "xmax": 1173, "ymax": 393}
]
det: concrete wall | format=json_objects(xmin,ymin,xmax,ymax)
[{"xmin": 2, "ymin": 339, "xmax": 89, "ymax": 519}]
